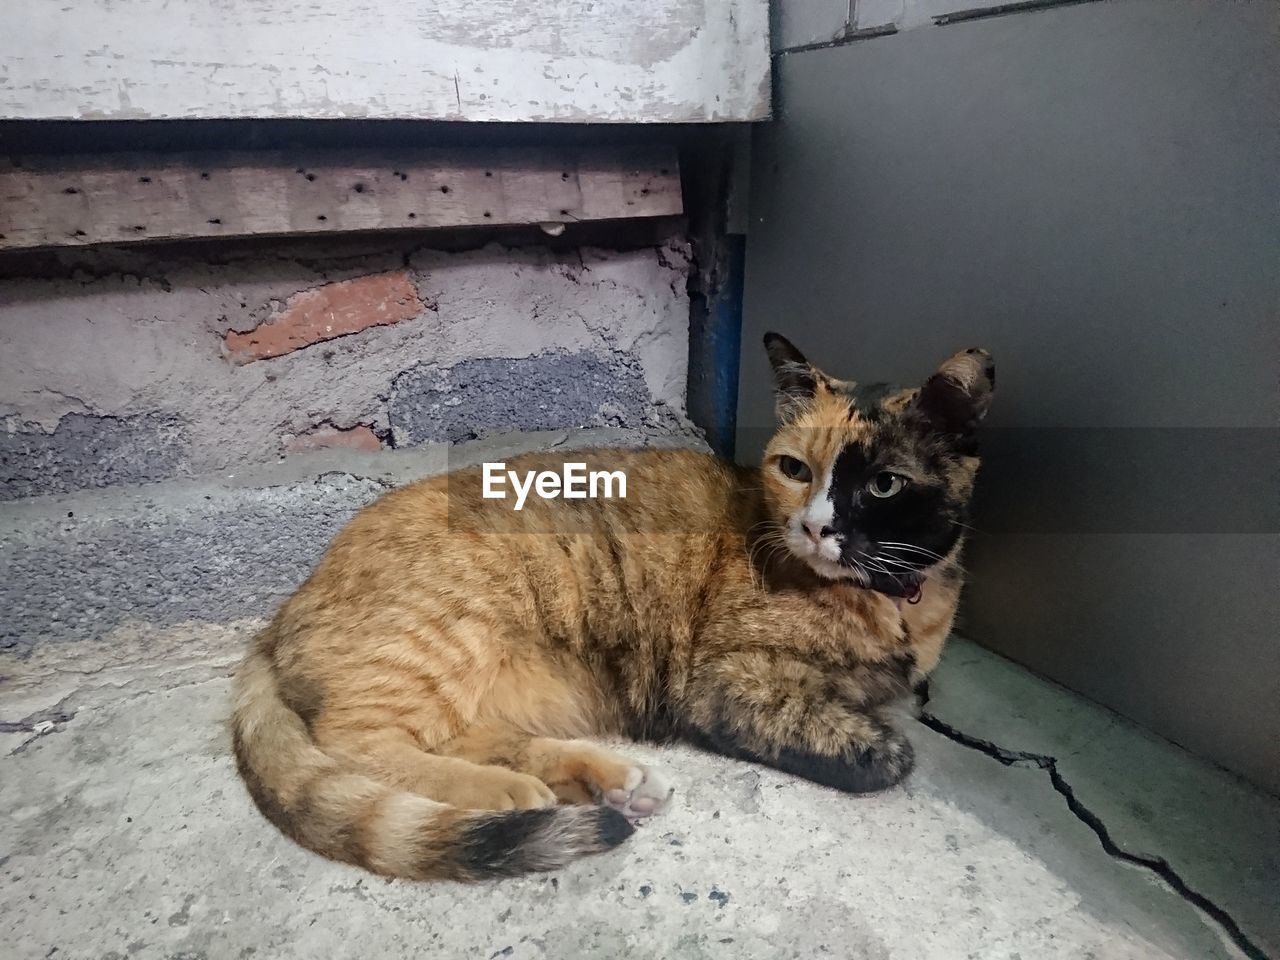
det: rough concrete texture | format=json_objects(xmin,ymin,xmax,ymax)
[
  {"xmin": 0, "ymin": 428, "xmax": 703, "ymax": 655},
  {"xmin": 2, "ymin": 440, "xmax": 1275, "ymax": 959},
  {"xmin": 0, "ymin": 237, "xmax": 691, "ymax": 498},
  {"xmin": 0, "ymin": 469, "xmax": 384, "ymax": 653},
  {"xmin": 2, "ymin": 633, "xmax": 1266, "ymax": 960},
  {"xmin": 0, "ymin": 411, "xmax": 190, "ymax": 500},
  {"xmin": 390, "ymin": 352, "xmax": 669, "ymax": 445}
]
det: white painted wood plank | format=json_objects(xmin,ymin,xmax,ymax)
[
  {"xmin": 0, "ymin": 0, "xmax": 770, "ymax": 122},
  {"xmin": 0, "ymin": 147, "xmax": 682, "ymax": 250}
]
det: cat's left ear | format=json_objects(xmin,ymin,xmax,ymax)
[
  {"xmin": 764, "ymin": 332, "xmax": 821, "ymax": 420},
  {"xmin": 914, "ymin": 348, "xmax": 995, "ymax": 436}
]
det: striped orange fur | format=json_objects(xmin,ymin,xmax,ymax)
[{"xmin": 232, "ymin": 334, "xmax": 994, "ymax": 880}]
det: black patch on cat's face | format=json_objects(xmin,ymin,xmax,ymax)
[
  {"xmin": 825, "ymin": 428, "xmax": 966, "ymax": 589},
  {"xmin": 837, "ymin": 382, "xmax": 896, "ymax": 421}
]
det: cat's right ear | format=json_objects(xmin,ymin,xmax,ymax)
[
  {"xmin": 914, "ymin": 348, "xmax": 996, "ymax": 437},
  {"xmin": 764, "ymin": 332, "xmax": 818, "ymax": 421}
]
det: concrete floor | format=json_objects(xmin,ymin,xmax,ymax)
[{"xmin": 3, "ymin": 435, "xmax": 1277, "ymax": 960}]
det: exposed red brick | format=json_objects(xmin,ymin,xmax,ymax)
[
  {"xmin": 285, "ymin": 423, "xmax": 383, "ymax": 453},
  {"xmin": 225, "ymin": 271, "xmax": 424, "ymax": 363}
]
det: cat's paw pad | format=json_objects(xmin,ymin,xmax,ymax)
[{"xmin": 602, "ymin": 765, "xmax": 674, "ymax": 821}]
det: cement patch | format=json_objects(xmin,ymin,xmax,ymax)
[
  {"xmin": 0, "ymin": 412, "xmax": 189, "ymax": 501},
  {"xmin": 0, "ymin": 239, "xmax": 691, "ymax": 496},
  {"xmin": 0, "ymin": 471, "xmax": 382, "ymax": 654},
  {"xmin": 389, "ymin": 351, "xmax": 666, "ymax": 445}
]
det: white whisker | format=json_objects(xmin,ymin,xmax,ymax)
[
  {"xmin": 877, "ymin": 540, "xmax": 941, "ymax": 552},
  {"xmin": 870, "ymin": 554, "xmax": 922, "ymax": 571},
  {"xmin": 856, "ymin": 551, "xmax": 906, "ymax": 586},
  {"xmin": 877, "ymin": 542, "xmax": 945, "ymax": 562},
  {"xmin": 843, "ymin": 556, "xmax": 872, "ymax": 586}
]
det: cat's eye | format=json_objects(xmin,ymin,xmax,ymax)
[
  {"xmin": 777, "ymin": 455, "xmax": 813, "ymax": 483},
  {"xmin": 867, "ymin": 471, "xmax": 907, "ymax": 498}
]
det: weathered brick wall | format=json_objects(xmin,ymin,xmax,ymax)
[{"xmin": 0, "ymin": 236, "xmax": 692, "ymax": 500}]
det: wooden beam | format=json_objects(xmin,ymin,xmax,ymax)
[
  {"xmin": 0, "ymin": 0, "xmax": 770, "ymax": 123},
  {"xmin": 0, "ymin": 147, "xmax": 682, "ymax": 251}
]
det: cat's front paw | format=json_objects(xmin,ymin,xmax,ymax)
[
  {"xmin": 850, "ymin": 727, "xmax": 915, "ymax": 792},
  {"xmin": 766, "ymin": 723, "xmax": 915, "ymax": 794},
  {"xmin": 601, "ymin": 765, "xmax": 675, "ymax": 821}
]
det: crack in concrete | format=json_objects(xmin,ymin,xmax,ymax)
[
  {"xmin": 0, "ymin": 695, "xmax": 78, "ymax": 734},
  {"xmin": 4, "ymin": 669, "xmax": 235, "ymax": 756},
  {"xmin": 918, "ymin": 711, "xmax": 1270, "ymax": 960}
]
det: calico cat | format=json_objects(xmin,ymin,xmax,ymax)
[{"xmin": 232, "ymin": 333, "xmax": 994, "ymax": 881}]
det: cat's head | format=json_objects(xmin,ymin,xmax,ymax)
[{"xmin": 760, "ymin": 333, "xmax": 995, "ymax": 596}]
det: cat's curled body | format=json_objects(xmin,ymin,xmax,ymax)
[{"xmin": 233, "ymin": 334, "xmax": 994, "ymax": 881}]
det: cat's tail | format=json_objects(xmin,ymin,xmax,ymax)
[{"xmin": 230, "ymin": 646, "xmax": 634, "ymax": 880}]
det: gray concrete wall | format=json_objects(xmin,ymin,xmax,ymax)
[
  {"xmin": 0, "ymin": 235, "xmax": 692, "ymax": 500},
  {"xmin": 739, "ymin": 0, "xmax": 1280, "ymax": 792}
]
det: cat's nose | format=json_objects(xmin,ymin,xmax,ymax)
[{"xmin": 803, "ymin": 523, "xmax": 835, "ymax": 542}]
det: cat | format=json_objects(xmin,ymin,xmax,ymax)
[{"xmin": 232, "ymin": 332, "xmax": 994, "ymax": 881}]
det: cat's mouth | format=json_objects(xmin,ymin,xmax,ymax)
[
  {"xmin": 787, "ymin": 526, "xmax": 931, "ymax": 598},
  {"xmin": 832, "ymin": 554, "xmax": 928, "ymax": 598},
  {"xmin": 855, "ymin": 567, "xmax": 925, "ymax": 599}
]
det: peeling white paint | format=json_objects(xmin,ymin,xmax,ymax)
[{"xmin": 1, "ymin": 0, "xmax": 771, "ymax": 122}]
